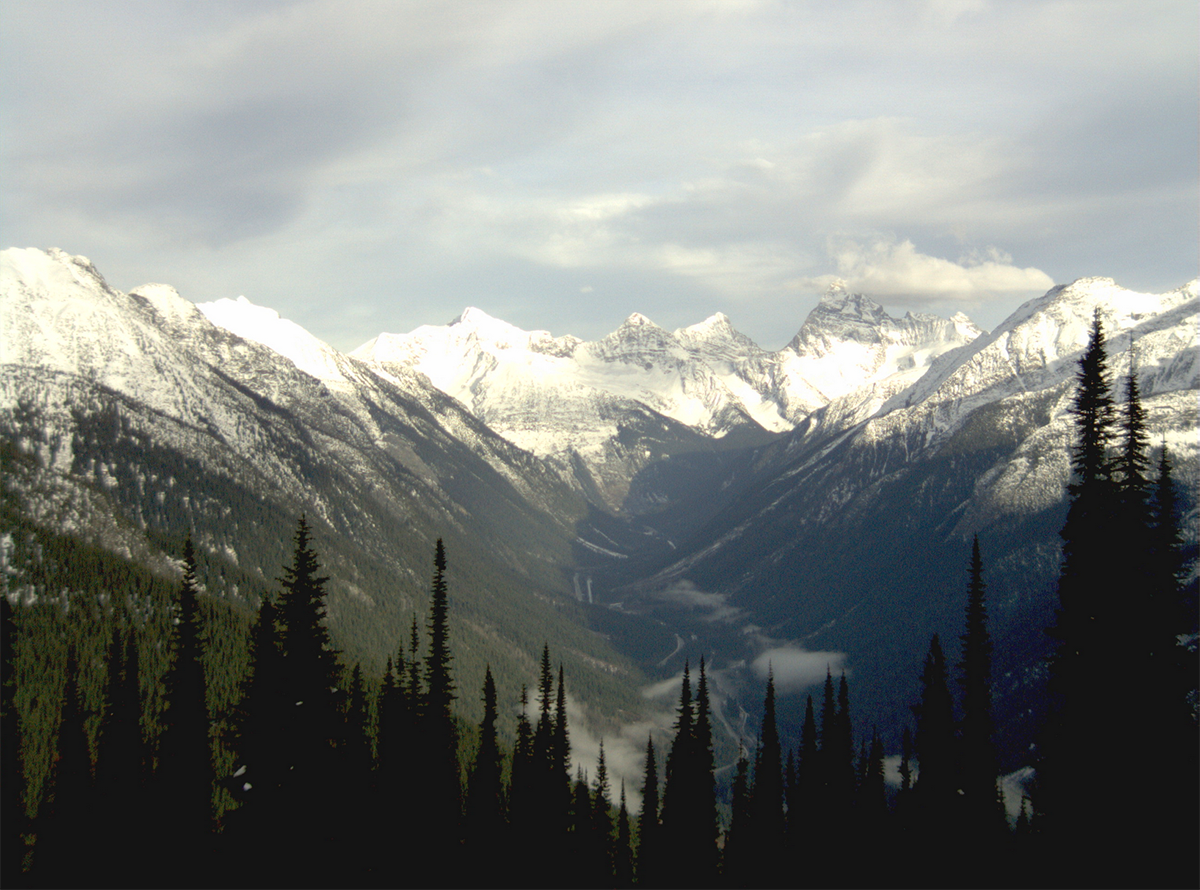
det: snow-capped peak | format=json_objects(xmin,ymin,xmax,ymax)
[{"xmin": 197, "ymin": 295, "xmax": 350, "ymax": 388}]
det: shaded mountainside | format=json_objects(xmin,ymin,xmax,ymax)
[{"xmin": 583, "ymin": 277, "xmax": 1198, "ymax": 768}]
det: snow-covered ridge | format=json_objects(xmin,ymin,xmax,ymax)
[
  {"xmin": 196, "ymin": 295, "xmax": 356, "ymax": 393},
  {"xmin": 352, "ymin": 291, "xmax": 983, "ymax": 458}
]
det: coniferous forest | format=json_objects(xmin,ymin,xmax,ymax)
[{"xmin": 1, "ymin": 313, "xmax": 1196, "ymax": 888}]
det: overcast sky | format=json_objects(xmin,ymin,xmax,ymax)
[{"xmin": 3, "ymin": 1, "xmax": 1196, "ymax": 352}]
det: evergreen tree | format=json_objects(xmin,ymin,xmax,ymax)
[
  {"xmin": 590, "ymin": 741, "xmax": 615, "ymax": 885},
  {"xmin": 465, "ymin": 666, "xmax": 505, "ymax": 880},
  {"xmin": 787, "ymin": 693, "xmax": 819, "ymax": 853},
  {"xmin": 405, "ymin": 614, "xmax": 423, "ymax": 704},
  {"xmin": 722, "ymin": 747, "xmax": 752, "ymax": 888},
  {"xmin": 749, "ymin": 671, "xmax": 785, "ymax": 885},
  {"xmin": 424, "ymin": 539, "xmax": 455, "ymax": 728},
  {"xmin": 660, "ymin": 661, "xmax": 718, "ymax": 887},
  {"xmin": 554, "ymin": 664, "xmax": 571, "ymax": 792},
  {"xmin": 242, "ymin": 517, "xmax": 346, "ymax": 884},
  {"xmin": 35, "ymin": 654, "xmax": 95, "ymax": 887},
  {"xmin": 912, "ymin": 634, "xmax": 959, "ymax": 883},
  {"xmin": 957, "ymin": 537, "xmax": 1004, "ymax": 842},
  {"xmin": 532, "ymin": 644, "xmax": 554, "ymax": 772},
  {"xmin": 833, "ymin": 672, "xmax": 855, "ymax": 803},
  {"xmin": 92, "ymin": 632, "xmax": 152, "ymax": 885},
  {"xmin": 1, "ymin": 594, "xmax": 25, "ymax": 886},
  {"xmin": 692, "ymin": 657, "xmax": 719, "ymax": 872},
  {"xmin": 507, "ymin": 683, "xmax": 536, "ymax": 861},
  {"xmin": 417, "ymin": 539, "xmax": 462, "ymax": 870},
  {"xmin": 229, "ymin": 595, "xmax": 288, "ymax": 852},
  {"xmin": 149, "ymin": 536, "xmax": 215, "ymax": 881},
  {"xmin": 660, "ymin": 663, "xmax": 694, "ymax": 885},
  {"xmin": 614, "ymin": 781, "xmax": 634, "ymax": 888},
  {"xmin": 859, "ymin": 728, "xmax": 887, "ymax": 820},
  {"xmin": 636, "ymin": 734, "xmax": 662, "ymax": 888},
  {"xmin": 1038, "ymin": 314, "xmax": 1134, "ymax": 883}
]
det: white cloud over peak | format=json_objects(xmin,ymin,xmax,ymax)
[{"xmin": 802, "ymin": 238, "xmax": 1054, "ymax": 308}]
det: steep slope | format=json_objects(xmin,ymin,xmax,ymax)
[
  {"xmin": 600, "ymin": 276, "xmax": 1198, "ymax": 766},
  {"xmin": 0, "ymin": 247, "xmax": 644, "ymax": 730}
]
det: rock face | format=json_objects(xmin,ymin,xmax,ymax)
[{"xmin": 353, "ymin": 288, "xmax": 981, "ymax": 510}]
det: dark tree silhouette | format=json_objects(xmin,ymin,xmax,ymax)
[
  {"xmin": 912, "ymin": 632, "xmax": 958, "ymax": 882},
  {"xmin": 636, "ymin": 734, "xmax": 662, "ymax": 888},
  {"xmin": 149, "ymin": 536, "xmax": 215, "ymax": 880},
  {"xmin": 957, "ymin": 537, "xmax": 1004, "ymax": 846},
  {"xmin": 748, "ymin": 670, "xmax": 785, "ymax": 885},
  {"xmin": 465, "ymin": 666, "xmax": 505, "ymax": 881},
  {"xmin": 1038, "ymin": 315, "xmax": 1142, "ymax": 885}
]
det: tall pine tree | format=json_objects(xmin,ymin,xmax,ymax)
[
  {"xmin": 149, "ymin": 536, "xmax": 215, "ymax": 879},
  {"xmin": 1038, "ymin": 313, "xmax": 1128, "ymax": 883},
  {"xmin": 957, "ymin": 537, "xmax": 1004, "ymax": 843}
]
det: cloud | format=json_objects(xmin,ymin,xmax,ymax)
[
  {"xmin": 654, "ymin": 581, "xmax": 742, "ymax": 623},
  {"xmin": 2, "ymin": 1, "xmax": 1194, "ymax": 352},
  {"xmin": 751, "ymin": 646, "xmax": 847, "ymax": 694},
  {"xmin": 799, "ymin": 238, "xmax": 1054, "ymax": 308}
]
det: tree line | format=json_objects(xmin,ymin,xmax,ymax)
[{"xmin": 1, "ymin": 310, "xmax": 1194, "ymax": 888}]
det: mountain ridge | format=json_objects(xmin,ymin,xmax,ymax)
[{"xmin": 3, "ymin": 245, "xmax": 1195, "ymax": 775}]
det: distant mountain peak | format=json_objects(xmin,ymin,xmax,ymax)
[
  {"xmin": 618, "ymin": 312, "xmax": 662, "ymax": 330},
  {"xmin": 813, "ymin": 287, "xmax": 888, "ymax": 325},
  {"xmin": 452, "ymin": 306, "xmax": 499, "ymax": 326},
  {"xmin": 683, "ymin": 311, "xmax": 734, "ymax": 331}
]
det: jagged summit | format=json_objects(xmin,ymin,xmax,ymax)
[
  {"xmin": 813, "ymin": 284, "xmax": 889, "ymax": 325},
  {"xmin": 619, "ymin": 312, "xmax": 660, "ymax": 328}
]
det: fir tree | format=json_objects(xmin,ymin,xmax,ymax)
[
  {"xmin": 723, "ymin": 746, "xmax": 752, "ymax": 887},
  {"xmin": 417, "ymin": 539, "xmax": 461, "ymax": 870},
  {"xmin": 251, "ymin": 517, "xmax": 346, "ymax": 884},
  {"xmin": 554, "ymin": 664, "xmax": 571, "ymax": 791},
  {"xmin": 425, "ymin": 539, "xmax": 455, "ymax": 726},
  {"xmin": 660, "ymin": 660, "xmax": 718, "ymax": 887},
  {"xmin": 150, "ymin": 536, "xmax": 215, "ymax": 879},
  {"xmin": 532, "ymin": 645, "xmax": 553, "ymax": 745},
  {"xmin": 957, "ymin": 537, "xmax": 1004, "ymax": 840},
  {"xmin": 636, "ymin": 734, "xmax": 662, "ymax": 888},
  {"xmin": 1038, "ymin": 314, "xmax": 1128, "ymax": 883},
  {"xmin": 93, "ymin": 632, "xmax": 151, "ymax": 884},
  {"xmin": 614, "ymin": 781, "xmax": 634, "ymax": 888},
  {"xmin": 508, "ymin": 684, "xmax": 535, "ymax": 845},
  {"xmin": 465, "ymin": 667, "xmax": 505, "ymax": 879},
  {"xmin": 590, "ymin": 740, "xmax": 615, "ymax": 885},
  {"xmin": 788, "ymin": 693, "xmax": 819, "ymax": 853},
  {"xmin": 691, "ymin": 658, "xmax": 719, "ymax": 881},
  {"xmin": 749, "ymin": 670, "xmax": 785, "ymax": 885},
  {"xmin": 913, "ymin": 635, "xmax": 956, "ymax": 808},
  {"xmin": 406, "ymin": 614, "xmax": 423, "ymax": 704},
  {"xmin": 660, "ymin": 663, "xmax": 694, "ymax": 886}
]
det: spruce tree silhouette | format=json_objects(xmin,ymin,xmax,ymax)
[
  {"xmin": 636, "ymin": 734, "xmax": 661, "ymax": 888},
  {"xmin": 957, "ymin": 537, "xmax": 1005, "ymax": 856},
  {"xmin": 1038, "ymin": 313, "xmax": 1128, "ymax": 885},
  {"xmin": 748, "ymin": 671, "xmax": 785, "ymax": 886},
  {"xmin": 416, "ymin": 539, "xmax": 462, "ymax": 880},
  {"xmin": 265, "ymin": 516, "xmax": 346, "ymax": 887},
  {"xmin": 465, "ymin": 666, "xmax": 505, "ymax": 882},
  {"xmin": 150, "ymin": 536, "xmax": 215, "ymax": 884},
  {"xmin": 1, "ymin": 594, "xmax": 26, "ymax": 887}
]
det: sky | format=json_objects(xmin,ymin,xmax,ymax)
[{"xmin": 3, "ymin": 1, "xmax": 1196, "ymax": 353}]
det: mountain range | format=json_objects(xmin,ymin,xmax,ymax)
[{"xmin": 2, "ymin": 246, "xmax": 1196, "ymax": 779}]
